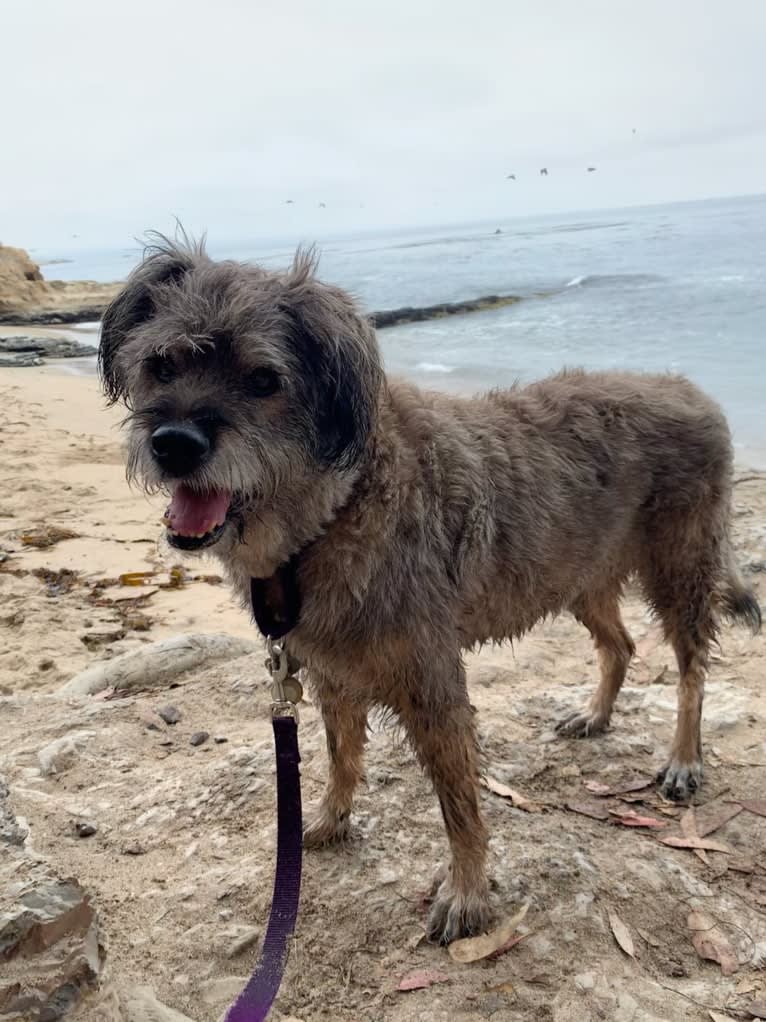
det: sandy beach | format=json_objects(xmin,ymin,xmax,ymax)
[{"xmin": 1, "ymin": 365, "xmax": 765, "ymax": 1021}]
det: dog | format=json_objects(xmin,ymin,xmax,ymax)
[{"xmin": 100, "ymin": 236, "xmax": 761, "ymax": 944}]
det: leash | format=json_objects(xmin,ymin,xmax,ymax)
[{"xmin": 224, "ymin": 636, "xmax": 304, "ymax": 1022}]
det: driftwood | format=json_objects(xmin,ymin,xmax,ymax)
[{"xmin": 56, "ymin": 633, "xmax": 260, "ymax": 698}]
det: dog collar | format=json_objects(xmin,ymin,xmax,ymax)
[{"xmin": 249, "ymin": 549, "xmax": 305, "ymax": 640}]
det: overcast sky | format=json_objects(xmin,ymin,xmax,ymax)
[{"xmin": 2, "ymin": 0, "xmax": 765, "ymax": 248}]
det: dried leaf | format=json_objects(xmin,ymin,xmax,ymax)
[
  {"xmin": 584, "ymin": 780, "xmax": 612, "ymax": 796},
  {"xmin": 398, "ymin": 969, "xmax": 449, "ymax": 992},
  {"xmin": 737, "ymin": 979, "xmax": 759, "ymax": 995},
  {"xmin": 486, "ymin": 981, "xmax": 515, "ymax": 995},
  {"xmin": 709, "ymin": 1012, "xmax": 738, "ymax": 1022},
  {"xmin": 746, "ymin": 1002, "xmax": 766, "ymax": 1019},
  {"xmin": 585, "ymin": 777, "xmax": 653, "ymax": 797},
  {"xmin": 739, "ymin": 800, "xmax": 766, "ymax": 818},
  {"xmin": 565, "ymin": 800, "xmax": 611, "ymax": 821},
  {"xmin": 487, "ymin": 933, "xmax": 527, "ymax": 960},
  {"xmin": 661, "ymin": 835, "xmax": 733, "ymax": 853},
  {"xmin": 687, "ymin": 910, "xmax": 712, "ymax": 931},
  {"xmin": 695, "ymin": 802, "xmax": 743, "ymax": 836},
  {"xmin": 609, "ymin": 810, "xmax": 668, "ymax": 829},
  {"xmin": 481, "ymin": 776, "xmax": 542, "ymax": 813},
  {"xmin": 680, "ymin": 808, "xmax": 709, "ymax": 865},
  {"xmin": 405, "ymin": 929, "xmax": 426, "ymax": 950},
  {"xmin": 449, "ymin": 904, "xmax": 529, "ymax": 964},
  {"xmin": 637, "ymin": 928, "xmax": 662, "ymax": 948},
  {"xmin": 608, "ymin": 908, "xmax": 635, "ymax": 957},
  {"xmin": 687, "ymin": 912, "xmax": 739, "ymax": 976},
  {"xmin": 92, "ymin": 686, "xmax": 116, "ymax": 701}
]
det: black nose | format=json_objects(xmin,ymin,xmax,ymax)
[{"xmin": 151, "ymin": 423, "xmax": 210, "ymax": 476}]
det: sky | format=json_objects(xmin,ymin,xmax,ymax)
[{"xmin": 2, "ymin": 0, "xmax": 766, "ymax": 248}]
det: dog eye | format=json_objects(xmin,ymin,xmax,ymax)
[
  {"xmin": 247, "ymin": 368, "xmax": 280, "ymax": 397},
  {"xmin": 148, "ymin": 355, "xmax": 176, "ymax": 384}
]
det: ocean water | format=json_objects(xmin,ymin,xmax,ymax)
[{"xmin": 37, "ymin": 194, "xmax": 766, "ymax": 466}]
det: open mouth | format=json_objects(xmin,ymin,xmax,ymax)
[{"xmin": 162, "ymin": 485, "xmax": 233, "ymax": 551}]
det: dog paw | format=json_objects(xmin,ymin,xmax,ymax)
[
  {"xmin": 555, "ymin": 709, "xmax": 609, "ymax": 739},
  {"xmin": 303, "ymin": 808, "xmax": 352, "ymax": 849},
  {"xmin": 656, "ymin": 759, "xmax": 703, "ymax": 802},
  {"xmin": 425, "ymin": 880, "xmax": 492, "ymax": 945}
]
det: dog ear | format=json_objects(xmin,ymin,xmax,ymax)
[
  {"xmin": 282, "ymin": 249, "xmax": 382, "ymax": 468},
  {"xmin": 99, "ymin": 240, "xmax": 197, "ymax": 403}
]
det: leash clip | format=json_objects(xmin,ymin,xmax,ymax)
[{"xmin": 266, "ymin": 638, "xmax": 303, "ymax": 720}]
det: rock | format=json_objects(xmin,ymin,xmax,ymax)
[
  {"xmin": 75, "ymin": 821, "xmax": 97, "ymax": 838},
  {"xmin": 371, "ymin": 292, "xmax": 522, "ymax": 329},
  {"xmin": 0, "ymin": 335, "xmax": 97, "ymax": 358},
  {"xmin": 94, "ymin": 983, "xmax": 196, "ymax": 1021},
  {"xmin": 37, "ymin": 730, "xmax": 96, "ymax": 776},
  {"xmin": 0, "ymin": 350, "xmax": 43, "ymax": 367},
  {"xmin": 81, "ymin": 629, "xmax": 126, "ymax": 650},
  {"xmin": 157, "ymin": 704, "xmax": 181, "ymax": 725},
  {"xmin": 190, "ymin": 731, "xmax": 209, "ymax": 747},
  {"xmin": 222, "ymin": 924, "xmax": 261, "ymax": 958},
  {"xmin": 214, "ymin": 736, "xmax": 229, "ymax": 744},
  {"xmin": 139, "ymin": 708, "xmax": 167, "ymax": 732},
  {"xmin": 200, "ymin": 976, "xmax": 249, "ymax": 1005},
  {"xmin": 0, "ymin": 243, "xmax": 120, "ymax": 322},
  {"xmin": 0, "ymin": 776, "xmax": 27, "ymax": 846},
  {"xmin": 0, "ymin": 877, "xmax": 103, "ymax": 1020},
  {"xmin": 575, "ymin": 972, "xmax": 596, "ymax": 991},
  {"xmin": 122, "ymin": 841, "xmax": 146, "ymax": 856},
  {"xmin": 57, "ymin": 634, "xmax": 260, "ymax": 698}
]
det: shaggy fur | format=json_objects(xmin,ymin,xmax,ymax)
[{"xmin": 101, "ymin": 237, "xmax": 761, "ymax": 944}]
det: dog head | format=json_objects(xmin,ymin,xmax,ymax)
[{"xmin": 100, "ymin": 235, "xmax": 383, "ymax": 556}]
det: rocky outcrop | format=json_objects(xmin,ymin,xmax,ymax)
[
  {"xmin": 371, "ymin": 293, "xmax": 521, "ymax": 329},
  {"xmin": 0, "ymin": 245, "xmax": 119, "ymax": 324},
  {"xmin": 0, "ymin": 778, "xmax": 104, "ymax": 1020},
  {"xmin": 0, "ymin": 335, "xmax": 97, "ymax": 358}
]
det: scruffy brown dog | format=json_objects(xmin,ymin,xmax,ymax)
[{"xmin": 100, "ymin": 238, "xmax": 761, "ymax": 944}]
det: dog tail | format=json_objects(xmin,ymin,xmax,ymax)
[{"xmin": 718, "ymin": 549, "xmax": 762, "ymax": 634}]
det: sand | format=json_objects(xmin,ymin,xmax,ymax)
[{"xmin": 1, "ymin": 365, "xmax": 765, "ymax": 1021}]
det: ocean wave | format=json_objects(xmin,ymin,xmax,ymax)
[
  {"xmin": 564, "ymin": 272, "xmax": 664, "ymax": 289},
  {"xmin": 414, "ymin": 362, "xmax": 455, "ymax": 374}
]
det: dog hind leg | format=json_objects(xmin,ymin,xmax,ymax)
[{"xmin": 556, "ymin": 591, "xmax": 635, "ymax": 738}]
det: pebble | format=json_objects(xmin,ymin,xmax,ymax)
[
  {"xmin": 139, "ymin": 709, "xmax": 166, "ymax": 732},
  {"xmin": 190, "ymin": 731, "xmax": 209, "ymax": 747},
  {"xmin": 224, "ymin": 925, "xmax": 261, "ymax": 958},
  {"xmin": 38, "ymin": 731, "xmax": 96, "ymax": 776},
  {"xmin": 122, "ymin": 841, "xmax": 146, "ymax": 856},
  {"xmin": 575, "ymin": 972, "xmax": 595, "ymax": 992},
  {"xmin": 157, "ymin": 704, "xmax": 182, "ymax": 725},
  {"xmin": 214, "ymin": 735, "xmax": 229, "ymax": 744},
  {"xmin": 75, "ymin": 821, "xmax": 97, "ymax": 838}
]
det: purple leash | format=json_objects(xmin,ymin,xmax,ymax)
[{"xmin": 225, "ymin": 639, "xmax": 303, "ymax": 1022}]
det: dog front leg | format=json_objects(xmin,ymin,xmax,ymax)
[
  {"xmin": 304, "ymin": 694, "xmax": 368, "ymax": 848},
  {"xmin": 401, "ymin": 686, "xmax": 491, "ymax": 944}
]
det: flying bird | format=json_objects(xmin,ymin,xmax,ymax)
[
  {"xmin": 539, "ymin": 167, "xmax": 548, "ymax": 176},
  {"xmin": 318, "ymin": 202, "xmax": 326, "ymax": 208},
  {"xmin": 632, "ymin": 128, "xmax": 637, "ymax": 134},
  {"xmin": 506, "ymin": 173, "xmax": 516, "ymax": 180},
  {"xmin": 285, "ymin": 199, "xmax": 294, "ymax": 204},
  {"xmin": 587, "ymin": 166, "xmax": 597, "ymax": 172}
]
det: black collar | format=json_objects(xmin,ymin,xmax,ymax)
[{"xmin": 250, "ymin": 550, "xmax": 304, "ymax": 640}]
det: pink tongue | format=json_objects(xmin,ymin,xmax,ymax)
[{"xmin": 165, "ymin": 485, "xmax": 231, "ymax": 536}]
